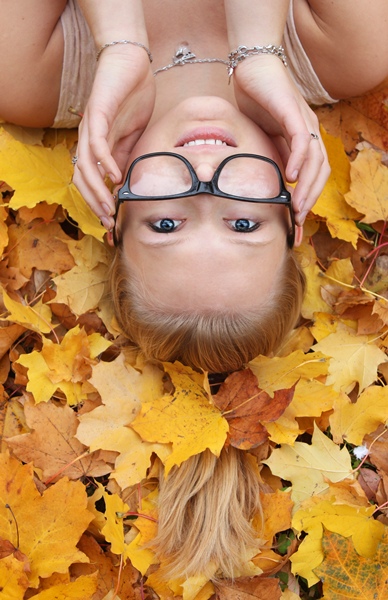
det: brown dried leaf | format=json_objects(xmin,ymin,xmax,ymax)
[
  {"xmin": 213, "ymin": 369, "xmax": 295, "ymax": 449},
  {"xmin": 6, "ymin": 397, "xmax": 112, "ymax": 481},
  {"xmin": 215, "ymin": 577, "xmax": 281, "ymax": 600}
]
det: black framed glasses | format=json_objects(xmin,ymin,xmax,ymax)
[{"xmin": 114, "ymin": 152, "xmax": 295, "ymax": 247}]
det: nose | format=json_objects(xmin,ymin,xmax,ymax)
[{"xmin": 195, "ymin": 162, "xmax": 216, "ymax": 182}]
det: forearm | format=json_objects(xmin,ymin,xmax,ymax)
[
  {"xmin": 77, "ymin": 0, "xmax": 148, "ymax": 47},
  {"xmin": 224, "ymin": 0, "xmax": 290, "ymax": 47}
]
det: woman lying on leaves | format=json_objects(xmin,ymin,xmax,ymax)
[
  {"xmin": 2, "ymin": 1, "xmax": 388, "ymax": 376},
  {"xmin": 1, "ymin": 0, "xmax": 388, "ymax": 582}
]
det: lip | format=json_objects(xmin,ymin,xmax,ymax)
[{"xmin": 175, "ymin": 127, "xmax": 237, "ymax": 148}]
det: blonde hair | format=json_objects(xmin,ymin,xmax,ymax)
[
  {"xmin": 154, "ymin": 447, "xmax": 263, "ymax": 580},
  {"xmin": 109, "ymin": 247, "xmax": 305, "ymax": 373},
  {"xmin": 109, "ymin": 247, "xmax": 305, "ymax": 578}
]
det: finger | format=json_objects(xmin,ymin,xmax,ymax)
[
  {"xmin": 74, "ymin": 119, "xmax": 117, "ymax": 217},
  {"xmin": 283, "ymin": 110, "xmax": 321, "ymax": 183},
  {"xmin": 79, "ymin": 111, "xmax": 122, "ymax": 184},
  {"xmin": 292, "ymin": 143, "xmax": 330, "ymax": 225}
]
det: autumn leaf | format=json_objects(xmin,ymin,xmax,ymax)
[
  {"xmin": 76, "ymin": 353, "xmax": 170, "ymax": 487},
  {"xmin": 215, "ymin": 577, "xmax": 281, "ymax": 600},
  {"xmin": 213, "ymin": 368, "xmax": 295, "ymax": 449},
  {"xmin": 51, "ymin": 235, "xmax": 112, "ymax": 317},
  {"xmin": 291, "ymin": 497, "xmax": 385, "ymax": 585},
  {"xmin": 7, "ymin": 219, "xmax": 75, "ymax": 279},
  {"xmin": 314, "ymin": 529, "xmax": 388, "ymax": 599},
  {"xmin": 329, "ymin": 385, "xmax": 388, "ymax": 445},
  {"xmin": 6, "ymin": 397, "xmax": 112, "ymax": 482},
  {"xmin": 0, "ymin": 126, "xmax": 104, "ymax": 239},
  {"xmin": 0, "ymin": 452, "xmax": 93, "ymax": 587},
  {"xmin": 1, "ymin": 288, "xmax": 53, "ymax": 334},
  {"xmin": 131, "ymin": 362, "xmax": 229, "ymax": 474},
  {"xmin": 312, "ymin": 129, "xmax": 361, "ymax": 246},
  {"xmin": 249, "ymin": 350, "xmax": 335, "ymax": 444},
  {"xmin": 31, "ymin": 574, "xmax": 98, "ymax": 600},
  {"xmin": 16, "ymin": 325, "xmax": 111, "ymax": 404},
  {"xmin": 344, "ymin": 148, "xmax": 388, "ymax": 223},
  {"xmin": 294, "ymin": 242, "xmax": 331, "ymax": 319},
  {"xmin": 0, "ymin": 554, "xmax": 30, "ymax": 599},
  {"xmin": 264, "ymin": 424, "xmax": 354, "ymax": 506},
  {"xmin": 312, "ymin": 329, "xmax": 388, "ymax": 394}
]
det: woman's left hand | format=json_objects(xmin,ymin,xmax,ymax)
[{"xmin": 231, "ymin": 55, "xmax": 330, "ymax": 226}]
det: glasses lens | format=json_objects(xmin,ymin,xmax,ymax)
[
  {"xmin": 128, "ymin": 155, "xmax": 193, "ymax": 197},
  {"xmin": 218, "ymin": 156, "xmax": 282, "ymax": 199}
]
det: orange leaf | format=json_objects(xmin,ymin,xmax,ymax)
[
  {"xmin": 314, "ymin": 528, "xmax": 388, "ymax": 599},
  {"xmin": 215, "ymin": 576, "xmax": 281, "ymax": 600},
  {"xmin": 213, "ymin": 369, "xmax": 295, "ymax": 449}
]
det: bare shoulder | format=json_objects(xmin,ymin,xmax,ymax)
[{"xmin": 293, "ymin": 0, "xmax": 388, "ymax": 99}]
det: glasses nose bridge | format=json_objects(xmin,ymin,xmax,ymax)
[{"xmin": 195, "ymin": 179, "xmax": 217, "ymax": 195}]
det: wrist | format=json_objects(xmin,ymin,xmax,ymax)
[{"xmin": 96, "ymin": 40, "xmax": 153, "ymax": 63}]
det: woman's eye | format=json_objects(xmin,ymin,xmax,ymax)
[
  {"xmin": 149, "ymin": 218, "xmax": 183, "ymax": 232},
  {"xmin": 227, "ymin": 219, "xmax": 260, "ymax": 232}
]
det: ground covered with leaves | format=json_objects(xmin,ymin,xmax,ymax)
[{"xmin": 0, "ymin": 81, "xmax": 388, "ymax": 600}]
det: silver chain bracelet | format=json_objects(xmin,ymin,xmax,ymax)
[{"xmin": 228, "ymin": 44, "xmax": 288, "ymax": 79}]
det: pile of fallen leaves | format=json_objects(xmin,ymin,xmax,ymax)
[{"xmin": 0, "ymin": 81, "xmax": 388, "ymax": 600}]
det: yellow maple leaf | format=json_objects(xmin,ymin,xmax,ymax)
[
  {"xmin": 32, "ymin": 574, "xmax": 98, "ymax": 600},
  {"xmin": 131, "ymin": 362, "xmax": 229, "ymax": 475},
  {"xmin": 264, "ymin": 424, "xmax": 354, "ymax": 506},
  {"xmin": 16, "ymin": 325, "xmax": 111, "ymax": 404},
  {"xmin": 0, "ymin": 127, "xmax": 104, "ymax": 239},
  {"xmin": 294, "ymin": 243, "xmax": 331, "ymax": 319},
  {"xmin": 344, "ymin": 148, "xmax": 388, "ymax": 223},
  {"xmin": 312, "ymin": 129, "xmax": 361, "ymax": 246},
  {"xmin": 330, "ymin": 385, "xmax": 388, "ymax": 445},
  {"xmin": 52, "ymin": 262, "xmax": 109, "ymax": 317},
  {"xmin": 291, "ymin": 498, "xmax": 385, "ymax": 586},
  {"xmin": 0, "ymin": 452, "xmax": 92, "ymax": 587},
  {"xmin": 101, "ymin": 491, "xmax": 130, "ymax": 556},
  {"xmin": 0, "ymin": 205, "xmax": 9, "ymax": 255},
  {"xmin": 51, "ymin": 236, "xmax": 112, "ymax": 316},
  {"xmin": 77, "ymin": 353, "xmax": 170, "ymax": 487},
  {"xmin": 1, "ymin": 288, "xmax": 53, "ymax": 334},
  {"xmin": 0, "ymin": 554, "xmax": 30, "ymax": 599},
  {"xmin": 67, "ymin": 235, "xmax": 112, "ymax": 269},
  {"xmin": 312, "ymin": 329, "xmax": 388, "ymax": 394}
]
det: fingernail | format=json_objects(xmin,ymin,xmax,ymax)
[
  {"xmin": 108, "ymin": 173, "xmax": 117, "ymax": 184},
  {"xmin": 291, "ymin": 170, "xmax": 299, "ymax": 181},
  {"xmin": 100, "ymin": 215, "xmax": 112, "ymax": 229},
  {"xmin": 102, "ymin": 203, "xmax": 112, "ymax": 216}
]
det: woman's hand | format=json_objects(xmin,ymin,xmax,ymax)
[
  {"xmin": 72, "ymin": 46, "xmax": 156, "ymax": 229},
  {"xmin": 231, "ymin": 55, "xmax": 330, "ymax": 226}
]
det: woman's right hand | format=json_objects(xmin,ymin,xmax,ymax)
[{"xmin": 73, "ymin": 45, "xmax": 156, "ymax": 229}]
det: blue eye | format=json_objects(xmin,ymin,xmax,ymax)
[
  {"xmin": 150, "ymin": 218, "xmax": 183, "ymax": 232},
  {"xmin": 228, "ymin": 219, "xmax": 260, "ymax": 232}
]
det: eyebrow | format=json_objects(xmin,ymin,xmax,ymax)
[
  {"xmin": 140, "ymin": 236, "xmax": 272, "ymax": 249},
  {"xmin": 140, "ymin": 237, "xmax": 187, "ymax": 248}
]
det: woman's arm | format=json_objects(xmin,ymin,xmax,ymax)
[
  {"xmin": 223, "ymin": 0, "xmax": 330, "ymax": 225},
  {"xmin": 73, "ymin": 0, "xmax": 156, "ymax": 227}
]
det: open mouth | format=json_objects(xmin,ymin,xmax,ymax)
[
  {"xmin": 176, "ymin": 127, "xmax": 237, "ymax": 148},
  {"xmin": 183, "ymin": 139, "xmax": 227, "ymax": 146}
]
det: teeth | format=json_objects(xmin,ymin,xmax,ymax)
[{"xmin": 183, "ymin": 139, "xmax": 226, "ymax": 146}]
